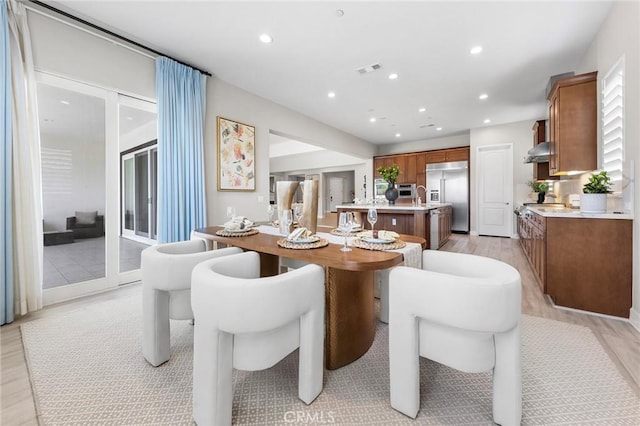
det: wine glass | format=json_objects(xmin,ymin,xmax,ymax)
[
  {"xmin": 267, "ymin": 204, "xmax": 275, "ymax": 223},
  {"xmin": 340, "ymin": 212, "xmax": 353, "ymax": 252},
  {"xmin": 226, "ymin": 206, "xmax": 236, "ymax": 220},
  {"xmin": 280, "ymin": 209, "xmax": 293, "ymax": 235},
  {"xmin": 367, "ymin": 208, "xmax": 377, "ymax": 236}
]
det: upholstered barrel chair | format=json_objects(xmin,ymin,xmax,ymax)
[
  {"xmin": 191, "ymin": 251, "xmax": 325, "ymax": 426},
  {"xmin": 141, "ymin": 239, "xmax": 242, "ymax": 367},
  {"xmin": 389, "ymin": 250, "xmax": 522, "ymax": 425}
]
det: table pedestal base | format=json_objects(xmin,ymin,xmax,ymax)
[{"xmin": 325, "ymin": 268, "xmax": 375, "ymax": 370}]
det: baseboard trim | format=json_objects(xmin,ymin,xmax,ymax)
[{"xmin": 629, "ymin": 307, "xmax": 640, "ymax": 333}]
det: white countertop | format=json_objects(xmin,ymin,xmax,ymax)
[
  {"xmin": 526, "ymin": 205, "xmax": 633, "ymax": 220},
  {"xmin": 336, "ymin": 203, "xmax": 450, "ymax": 211}
]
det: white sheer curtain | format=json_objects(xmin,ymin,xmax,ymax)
[{"xmin": 7, "ymin": 0, "xmax": 43, "ymax": 317}]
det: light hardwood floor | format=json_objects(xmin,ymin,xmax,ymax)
[{"xmin": 2, "ymin": 234, "xmax": 639, "ymax": 425}]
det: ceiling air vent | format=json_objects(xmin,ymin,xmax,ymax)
[{"xmin": 356, "ymin": 63, "xmax": 382, "ymax": 74}]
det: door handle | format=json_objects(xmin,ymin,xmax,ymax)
[{"xmin": 504, "ymin": 202, "xmax": 509, "ymax": 205}]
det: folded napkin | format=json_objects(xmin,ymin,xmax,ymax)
[
  {"xmin": 223, "ymin": 216, "xmax": 254, "ymax": 231},
  {"xmin": 287, "ymin": 227, "xmax": 313, "ymax": 241},
  {"xmin": 357, "ymin": 230, "xmax": 399, "ymax": 240}
]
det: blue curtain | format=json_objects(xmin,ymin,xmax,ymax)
[
  {"xmin": 1, "ymin": 0, "xmax": 14, "ymax": 324},
  {"xmin": 156, "ymin": 57, "xmax": 207, "ymax": 243}
]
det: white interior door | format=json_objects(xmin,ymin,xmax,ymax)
[
  {"xmin": 477, "ymin": 144, "xmax": 513, "ymax": 237},
  {"xmin": 328, "ymin": 177, "xmax": 344, "ymax": 212}
]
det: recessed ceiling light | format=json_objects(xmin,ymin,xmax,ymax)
[
  {"xmin": 259, "ymin": 33, "xmax": 273, "ymax": 44},
  {"xmin": 60, "ymin": 100, "xmax": 70, "ymax": 105},
  {"xmin": 395, "ymin": 133, "xmax": 401, "ymax": 138},
  {"xmin": 483, "ymin": 119, "xmax": 491, "ymax": 124},
  {"xmin": 418, "ymin": 107, "xmax": 426, "ymax": 113},
  {"xmin": 126, "ymin": 116, "xmax": 134, "ymax": 121},
  {"xmin": 436, "ymin": 127, "xmax": 443, "ymax": 131},
  {"xmin": 369, "ymin": 117, "xmax": 377, "ymax": 123},
  {"xmin": 479, "ymin": 93, "xmax": 488, "ymax": 100},
  {"xmin": 327, "ymin": 91, "xmax": 336, "ymax": 98},
  {"xmin": 388, "ymin": 73, "xmax": 399, "ymax": 80},
  {"xmin": 470, "ymin": 45, "xmax": 483, "ymax": 55},
  {"xmin": 335, "ymin": 9, "xmax": 344, "ymax": 17}
]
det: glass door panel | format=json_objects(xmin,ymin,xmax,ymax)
[
  {"xmin": 118, "ymin": 100, "xmax": 157, "ymax": 274},
  {"xmin": 135, "ymin": 151, "xmax": 149, "ymax": 237},
  {"xmin": 123, "ymin": 157, "xmax": 135, "ymax": 232},
  {"xmin": 38, "ymin": 82, "xmax": 106, "ymax": 288}
]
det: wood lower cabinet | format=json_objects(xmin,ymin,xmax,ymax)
[
  {"xmin": 437, "ymin": 206, "xmax": 452, "ymax": 248},
  {"xmin": 518, "ymin": 211, "xmax": 632, "ymax": 318},
  {"xmin": 379, "ymin": 212, "xmax": 410, "ymax": 235},
  {"xmin": 518, "ymin": 212, "xmax": 546, "ymax": 292},
  {"xmin": 336, "ymin": 206, "xmax": 431, "ymax": 246}
]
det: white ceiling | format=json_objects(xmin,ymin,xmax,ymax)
[{"xmin": 48, "ymin": 1, "xmax": 612, "ymax": 146}]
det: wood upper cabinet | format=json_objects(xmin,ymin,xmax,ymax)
[
  {"xmin": 547, "ymin": 72, "xmax": 597, "ymax": 175},
  {"xmin": 374, "ymin": 147, "xmax": 469, "ymax": 183},
  {"xmin": 532, "ymin": 120, "xmax": 558, "ymax": 181},
  {"xmin": 401, "ymin": 154, "xmax": 417, "ymax": 183}
]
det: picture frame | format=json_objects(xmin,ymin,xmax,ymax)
[{"xmin": 216, "ymin": 116, "xmax": 256, "ymax": 191}]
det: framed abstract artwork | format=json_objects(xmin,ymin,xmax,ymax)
[{"xmin": 217, "ymin": 116, "xmax": 256, "ymax": 191}]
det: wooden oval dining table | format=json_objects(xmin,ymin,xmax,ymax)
[{"xmin": 194, "ymin": 225, "xmax": 426, "ymax": 370}]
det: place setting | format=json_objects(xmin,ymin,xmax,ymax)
[
  {"xmin": 277, "ymin": 226, "xmax": 329, "ymax": 250},
  {"xmin": 215, "ymin": 206, "xmax": 259, "ymax": 237},
  {"xmin": 351, "ymin": 208, "xmax": 406, "ymax": 251}
]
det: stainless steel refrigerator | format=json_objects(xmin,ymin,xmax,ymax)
[{"xmin": 426, "ymin": 161, "xmax": 469, "ymax": 232}]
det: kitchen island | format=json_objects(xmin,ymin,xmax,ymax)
[
  {"xmin": 517, "ymin": 205, "xmax": 632, "ymax": 318},
  {"xmin": 336, "ymin": 203, "xmax": 452, "ymax": 249}
]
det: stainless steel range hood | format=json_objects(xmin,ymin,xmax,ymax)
[{"xmin": 524, "ymin": 141, "xmax": 550, "ymax": 163}]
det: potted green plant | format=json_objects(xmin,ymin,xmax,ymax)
[
  {"xmin": 527, "ymin": 181, "xmax": 549, "ymax": 204},
  {"xmin": 376, "ymin": 164, "xmax": 400, "ymax": 204},
  {"xmin": 581, "ymin": 171, "xmax": 611, "ymax": 213}
]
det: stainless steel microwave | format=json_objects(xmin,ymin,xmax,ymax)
[{"xmin": 397, "ymin": 183, "xmax": 416, "ymax": 199}]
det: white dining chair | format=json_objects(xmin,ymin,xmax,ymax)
[
  {"xmin": 389, "ymin": 250, "xmax": 522, "ymax": 425},
  {"xmin": 191, "ymin": 251, "xmax": 325, "ymax": 426},
  {"xmin": 141, "ymin": 239, "xmax": 242, "ymax": 367}
]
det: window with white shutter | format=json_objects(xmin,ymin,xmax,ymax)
[{"xmin": 601, "ymin": 56, "xmax": 624, "ymax": 186}]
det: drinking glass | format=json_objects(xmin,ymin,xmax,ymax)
[
  {"xmin": 280, "ymin": 209, "xmax": 293, "ymax": 235},
  {"xmin": 340, "ymin": 213, "xmax": 353, "ymax": 252},
  {"xmin": 267, "ymin": 204, "xmax": 275, "ymax": 223},
  {"xmin": 226, "ymin": 206, "xmax": 236, "ymax": 220},
  {"xmin": 367, "ymin": 208, "xmax": 377, "ymax": 234},
  {"xmin": 338, "ymin": 212, "xmax": 348, "ymax": 230}
]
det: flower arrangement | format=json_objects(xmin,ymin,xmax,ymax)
[
  {"xmin": 377, "ymin": 164, "xmax": 400, "ymax": 184},
  {"xmin": 583, "ymin": 171, "xmax": 612, "ymax": 194}
]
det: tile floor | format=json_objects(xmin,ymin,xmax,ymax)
[{"xmin": 43, "ymin": 237, "xmax": 149, "ymax": 289}]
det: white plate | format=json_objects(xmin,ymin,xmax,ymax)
[
  {"xmin": 361, "ymin": 237, "xmax": 394, "ymax": 244},
  {"xmin": 287, "ymin": 236, "xmax": 320, "ymax": 244},
  {"xmin": 224, "ymin": 227, "xmax": 252, "ymax": 233}
]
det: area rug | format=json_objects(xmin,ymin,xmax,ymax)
[{"xmin": 22, "ymin": 288, "xmax": 639, "ymax": 425}]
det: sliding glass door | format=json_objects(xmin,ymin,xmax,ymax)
[
  {"xmin": 121, "ymin": 146, "xmax": 157, "ymax": 243},
  {"xmin": 118, "ymin": 97, "xmax": 157, "ymax": 277}
]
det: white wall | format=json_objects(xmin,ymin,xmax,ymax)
[
  {"xmin": 469, "ymin": 120, "xmax": 535, "ymax": 235},
  {"xmin": 28, "ymin": 8, "xmax": 155, "ymax": 99},
  {"xmin": 376, "ymin": 133, "xmax": 470, "ymax": 156},
  {"xmin": 120, "ymin": 121, "xmax": 157, "ymax": 153},
  {"xmin": 576, "ymin": 1, "xmax": 640, "ymax": 328},
  {"xmin": 41, "ymin": 134, "xmax": 105, "ymax": 231},
  {"xmin": 205, "ymin": 77, "xmax": 376, "ymax": 225}
]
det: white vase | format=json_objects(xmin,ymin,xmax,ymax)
[{"xmin": 580, "ymin": 193, "xmax": 607, "ymax": 214}]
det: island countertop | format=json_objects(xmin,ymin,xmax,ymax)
[
  {"xmin": 335, "ymin": 203, "xmax": 451, "ymax": 211},
  {"xmin": 525, "ymin": 205, "xmax": 632, "ymax": 220}
]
